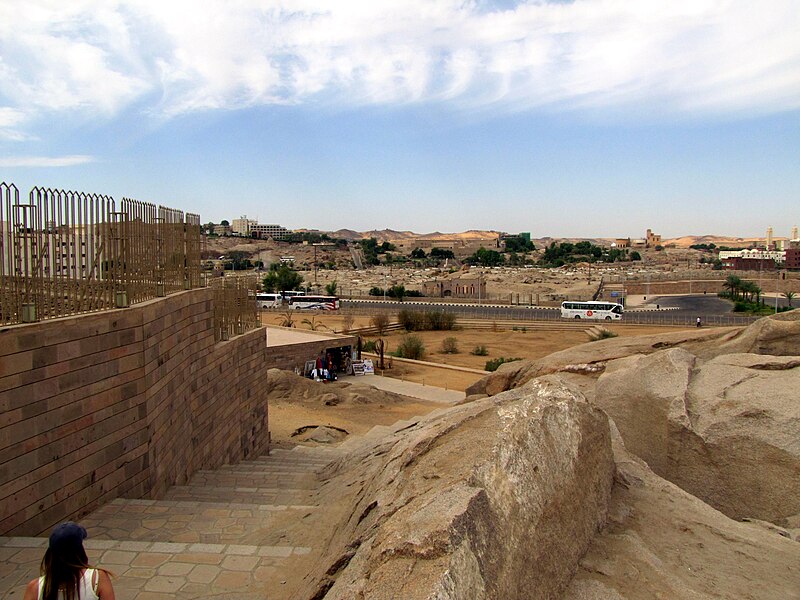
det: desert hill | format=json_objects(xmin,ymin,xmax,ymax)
[{"xmin": 664, "ymin": 234, "xmax": 766, "ymax": 248}]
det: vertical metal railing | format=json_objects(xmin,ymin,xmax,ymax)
[
  {"xmin": 0, "ymin": 182, "xmax": 230, "ymax": 329},
  {"xmin": 210, "ymin": 274, "xmax": 260, "ymax": 341}
]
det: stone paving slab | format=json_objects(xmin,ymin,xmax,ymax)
[
  {"xmin": 0, "ymin": 448, "xmax": 340, "ymax": 599},
  {"xmin": 0, "ymin": 536, "xmax": 312, "ymax": 600}
]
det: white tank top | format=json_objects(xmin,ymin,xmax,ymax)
[{"xmin": 37, "ymin": 568, "xmax": 99, "ymax": 600}]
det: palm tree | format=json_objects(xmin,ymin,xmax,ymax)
[
  {"xmin": 723, "ymin": 275, "xmax": 742, "ymax": 299},
  {"xmin": 277, "ymin": 310, "xmax": 296, "ymax": 328},
  {"xmin": 301, "ymin": 316, "xmax": 330, "ymax": 331},
  {"xmin": 783, "ymin": 291, "xmax": 795, "ymax": 307},
  {"xmin": 739, "ymin": 280, "xmax": 755, "ymax": 302}
]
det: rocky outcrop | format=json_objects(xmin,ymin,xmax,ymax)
[
  {"xmin": 592, "ymin": 349, "xmax": 800, "ymax": 524},
  {"xmin": 265, "ymin": 368, "xmax": 408, "ymax": 406},
  {"xmin": 564, "ymin": 425, "xmax": 800, "ymax": 599},
  {"xmin": 304, "ymin": 380, "xmax": 615, "ymax": 600},
  {"xmin": 468, "ymin": 311, "xmax": 800, "ymax": 398}
]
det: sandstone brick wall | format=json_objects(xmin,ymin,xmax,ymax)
[
  {"xmin": 0, "ymin": 290, "xmax": 269, "ymax": 536},
  {"xmin": 264, "ymin": 336, "xmax": 358, "ymax": 373}
]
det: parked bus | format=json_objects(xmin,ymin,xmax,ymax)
[
  {"xmin": 281, "ymin": 290, "xmax": 306, "ymax": 300},
  {"xmin": 560, "ymin": 301, "xmax": 623, "ymax": 320},
  {"xmin": 288, "ymin": 295, "xmax": 340, "ymax": 310},
  {"xmin": 256, "ymin": 293, "xmax": 282, "ymax": 309}
]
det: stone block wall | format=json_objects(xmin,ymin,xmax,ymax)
[
  {"xmin": 0, "ymin": 290, "xmax": 269, "ymax": 536},
  {"xmin": 264, "ymin": 336, "xmax": 357, "ymax": 373}
]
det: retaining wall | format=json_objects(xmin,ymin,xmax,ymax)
[{"xmin": 0, "ymin": 289, "xmax": 269, "ymax": 536}]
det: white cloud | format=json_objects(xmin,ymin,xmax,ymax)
[
  {"xmin": 0, "ymin": 0, "xmax": 798, "ymax": 130},
  {"xmin": 0, "ymin": 155, "xmax": 96, "ymax": 167}
]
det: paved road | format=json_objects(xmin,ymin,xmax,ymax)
[{"xmin": 342, "ymin": 297, "xmax": 758, "ymax": 327}]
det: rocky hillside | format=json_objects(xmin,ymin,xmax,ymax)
[{"xmin": 292, "ymin": 311, "xmax": 799, "ymax": 599}]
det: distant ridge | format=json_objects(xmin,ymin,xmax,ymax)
[{"xmin": 299, "ymin": 228, "xmax": 771, "ymax": 249}]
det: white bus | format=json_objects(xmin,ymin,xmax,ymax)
[
  {"xmin": 256, "ymin": 293, "xmax": 282, "ymax": 309},
  {"xmin": 560, "ymin": 301, "xmax": 623, "ymax": 320},
  {"xmin": 288, "ymin": 295, "xmax": 340, "ymax": 310},
  {"xmin": 281, "ymin": 290, "xmax": 306, "ymax": 300}
]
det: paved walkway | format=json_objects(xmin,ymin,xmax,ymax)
[
  {"xmin": 0, "ymin": 447, "xmax": 343, "ymax": 600},
  {"xmin": 340, "ymin": 373, "xmax": 465, "ymax": 404}
]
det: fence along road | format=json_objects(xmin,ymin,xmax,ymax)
[{"xmin": 342, "ymin": 297, "xmax": 758, "ymax": 327}]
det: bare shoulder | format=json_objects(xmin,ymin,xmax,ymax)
[
  {"xmin": 97, "ymin": 569, "xmax": 116, "ymax": 600},
  {"xmin": 22, "ymin": 578, "xmax": 39, "ymax": 600}
]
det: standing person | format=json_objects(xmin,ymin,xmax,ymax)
[
  {"xmin": 23, "ymin": 521, "xmax": 115, "ymax": 600},
  {"xmin": 696, "ymin": 316, "xmax": 702, "ymax": 328}
]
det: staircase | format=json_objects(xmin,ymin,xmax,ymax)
[{"xmin": 0, "ymin": 446, "xmax": 343, "ymax": 600}]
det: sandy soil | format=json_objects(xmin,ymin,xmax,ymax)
[
  {"xmin": 261, "ymin": 309, "xmax": 694, "ymax": 392},
  {"xmin": 268, "ymin": 397, "xmax": 443, "ymax": 448},
  {"xmin": 265, "ymin": 316, "xmax": 697, "ymax": 450}
]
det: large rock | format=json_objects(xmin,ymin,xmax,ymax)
[
  {"xmin": 593, "ymin": 348, "xmax": 800, "ymax": 524},
  {"xmin": 265, "ymin": 368, "xmax": 408, "ymax": 406},
  {"xmin": 564, "ymin": 424, "xmax": 800, "ymax": 599},
  {"xmin": 304, "ymin": 380, "xmax": 615, "ymax": 600},
  {"xmin": 469, "ymin": 311, "xmax": 800, "ymax": 398}
]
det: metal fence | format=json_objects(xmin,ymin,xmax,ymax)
[
  {"xmin": 1, "ymin": 182, "xmax": 206, "ymax": 326},
  {"xmin": 210, "ymin": 274, "xmax": 260, "ymax": 341}
]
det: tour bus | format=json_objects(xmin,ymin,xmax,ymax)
[
  {"xmin": 281, "ymin": 290, "xmax": 306, "ymax": 300},
  {"xmin": 288, "ymin": 295, "xmax": 340, "ymax": 310},
  {"xmin": 560, "ymin": 301, "xmax": 623, "ymax": 320},
  {"xmin": 256, "ymin": 293, "xmax": 282, "ymax": 309}
]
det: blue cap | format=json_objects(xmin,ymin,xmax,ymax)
[{"xmin": 48, "ymin": 522, "xmax": 87, "ymax": 552}]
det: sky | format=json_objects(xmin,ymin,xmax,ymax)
[{"xmin": 1, "ymin": 0, "xmax": 799, "ymax": 239}]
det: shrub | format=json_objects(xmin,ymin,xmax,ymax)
[
  {"xmin": 370, "ymin": 313, "xmax": 390, "ymax": 334},
  {"xmin": 394, "ymin": 335, "xmax": 425, "ymax": 360},
  {"xmin": 362, "ymin": 339, "xmax": 377, "ymax": 352},
  {"xmin": 485, "ymin": 357, "xmax": 522, "ymax": 372},
  {"xmin": 440, "ymin": 337, "xmax": 459, "ymax": 354},
  {"xmin": 471, "ymin": 345, "xmax": 489, "ymax": 356},
  {"xmin": 398, "ymin": 309, "xmax": 457, "ymax": 331}
]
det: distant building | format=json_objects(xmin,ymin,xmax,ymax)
[
  {"xmin": 614, "ymin": 238, "xmax": 630, "ymax": 248},
  {"xmin": 212, "ymin": 224, "xmax": 232, "ymax": 236},
  {"xmin": 394, "ymin": 236, "xmax": 500, "ymax": 258},
  {"xmin": 719, "ymin": 249, "xmax": 784, "ymax": 270},
  {"xmin": 422, "ymin": 276, "xmax": 486, "ymax": 299},
  {"xmin": 645, "ymin": 229, "xmax": 661, "ymax": 248},
  {"xmin": 251, "ymin": 224, "xmax": 292, "ymax": 240},
  {"xmin": 724, "ymin": 257, "xmax": 776, "ymax": 271},
  {"xmin": 231, "ymin": 217, "xmax": 258, "ymax": 236},
  {"xmin": 785, "ymin": 245, "xmax": 800, "ymax": 271}
]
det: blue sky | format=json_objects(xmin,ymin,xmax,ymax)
[{"xmin": 1, "ymin": 0, "xmax": 798, "ymax": 238}]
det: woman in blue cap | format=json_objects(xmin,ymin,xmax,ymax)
[{"xmin": 22, "ymin": 521, "xmax": 115, "ymax": 600}]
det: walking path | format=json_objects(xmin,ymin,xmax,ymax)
[
  {"xmin": 0, "ymin": 378, "xmax": 463, "ymax": 599},
  {"xmin": 341, "ymin": 373, "xmax": 466, "ymax": 404},
  {"xmin": 0, "ymin": 446, "xmax": 344, "ymax": 600}
]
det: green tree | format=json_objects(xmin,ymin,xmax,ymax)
[
  {"xmin": 410, "ymin": 248, "xmax": 426, "ymax": 259},
  {"xmin": 325, "ymin": 280, "xmax": 338, "ymax": 296},
  {"xmin": 220, "ymin": 219, "xmax": 230, "ymax": 226},
  {"xmin": 783, "ymin": 291, "xmax": 795, "ymax": 307},
  {"xmin": 388, "ymin": 284, "xmax": 406, "ymax": 301},
  {"xmin": 723, "ymin": 275, "xmax": 742, "ymax": 299},
  {"xmin": 468, "ymin": 247, "xmax": 504, "ymax": 266},
  {"xmin": 429, "ymin": 247, "xmax": 455, "ymax": 259},
  {"xmin": 630, "ymin": 251, "xmax": 641, "ymax": 261},
  {"xmin": 262, "ymin": 263, "xmax": 304, "ymax": 292}
]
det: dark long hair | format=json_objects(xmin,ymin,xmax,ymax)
[{"xmin": 40, "ymin": 543, "xmax": 89, "ymax": 600}]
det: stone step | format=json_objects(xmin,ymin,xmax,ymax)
[
  {"xmin": 0, "ymin": 535, "xmax": 315, "ymax": 600},
  {"xmin": 162, "ymin": 485, "xmax": 318, "ymax": 506},
  {"xmin": 80, "ymin": 498, "xmax": 317, "ymax": 547},
  {"xmin": 188, "ymin": 470, "xmax": 319, "ymax": 489}
]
